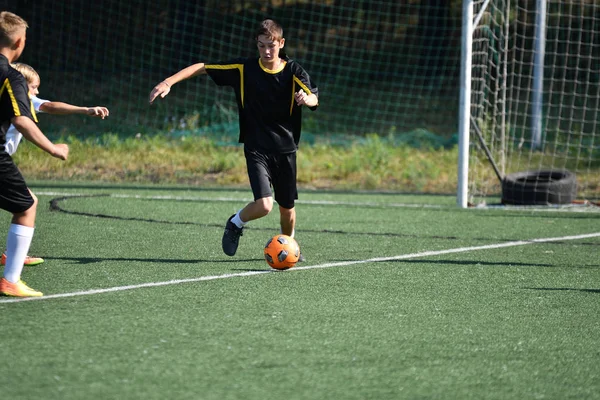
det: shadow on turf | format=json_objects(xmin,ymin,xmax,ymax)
[
  {"xmin": 523, "ymin": 287, "xmax": 600, "ymax": 294},
  {"xmin": 47, "ymin": 196, "xmax": 600, "ymax": 246},
  {"xmin": 42, "ymin": 256, "xmax": 259, "ymax": 265}
]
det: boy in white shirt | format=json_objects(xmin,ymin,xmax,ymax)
[
  {"xmin": 6, "ymin": 63, "xmax": 109, "ymax": 156},
  {"xmin": 1, "ymin": 62, "xmax": 109, "ymax": 268}
]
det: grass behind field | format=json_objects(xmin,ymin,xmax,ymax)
[
  {"xmin": 0, "ymin": 184, "xmax": 599, "ymax": 400},
  {"xmin": 13, "ymin": 134, "xmax": 460, "ymax": 192},
  {"xmin": 14, "ymin": 134, "xmax": 600, "ymax": 200}
]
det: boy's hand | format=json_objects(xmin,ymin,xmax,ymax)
[
  {"xmin": 87, "ymin": 106, "xmax": 109, "ymax": 119},
  {"xmin": 295, "ymin": 89, "xmax": 308, "ymax": 106},
  {"xmin": 295, "ymin": 89, "xmax": 318, "ymax": 107},
  {"xmin": 51, "ymin": 144, "xmax": 69, "ymax": 160},
  {"xmin": 149, "ymin": 81, "xmax": 171, "ymax": 104}
]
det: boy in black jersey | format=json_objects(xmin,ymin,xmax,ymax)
[
  {"xmin": 150, "ymin": 19, "xmax": 318, "ymax": 259},
  {"xmin": 0, "ymin": 11, "xmax": 69, "ymax": 297}
]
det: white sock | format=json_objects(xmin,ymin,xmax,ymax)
[
  {"xmin": 4, "ymin": 224, "xmax": 34, "ymax": 283},
  {"xmin": 231, "ymin": 211, "xmax": 246, "ymax": 228}
]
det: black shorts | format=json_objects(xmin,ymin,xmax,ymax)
[
  {"xmin": 0, "ymin": 154, "xmax": 34, "ymax": 214},
  {"xmin": 244, "ymin": 148, "xmax": 298, "ymax": 209}
]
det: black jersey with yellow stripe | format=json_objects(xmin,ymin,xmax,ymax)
[
  {"xmin": 0, "ymin": 54, "xmax": 36, "ymax": 151},
  {"xmin": 206, "ymin": 56, "xmax": 318, "ymax": 154}
]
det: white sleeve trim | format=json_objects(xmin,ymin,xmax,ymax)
[{"xmin": 31, "ymin": 95, "xmax": 50, "ymax": 113}]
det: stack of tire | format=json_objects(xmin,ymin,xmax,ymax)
[{"xmin": 501, "ymin": 169, "xmax": 577, "ymax": 205}]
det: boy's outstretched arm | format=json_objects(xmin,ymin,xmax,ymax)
[
  {"xmin": 149, "ymin": 63, "xmax": 207, "ymax": 104},
  {"xmin": 39, "ymin": 102, "xmax": 109, "ymax": 119},
  {"xmin": 11, "ymin": 116, "xmax": 69, "ymax": 160}
]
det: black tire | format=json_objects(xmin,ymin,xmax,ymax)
[{"xmin": 501, "ymin": 169, "xmax": 577, "ymax": 205}]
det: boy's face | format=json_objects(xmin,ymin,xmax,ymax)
[
  {"xmin": 256, "ymin": 34, "xmax": 285, "ymax": 65},
  {"xmin": 27, "ymin": 77, "xmax": 39, "ymax": 96}
]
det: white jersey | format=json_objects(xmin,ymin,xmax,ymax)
[{"xmin": 5, "ymin": 95, "xmax": 50, "ymax": 155}]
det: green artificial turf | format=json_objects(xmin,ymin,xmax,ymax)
[{"xmin": 0, "ymin": 183, "xmax": 598, "ymax": 400}]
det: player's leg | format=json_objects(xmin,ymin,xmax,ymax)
[
  {"xmin": 0, "ymin": 176, "xmax": 43, "ymax": 297},
  {"xmin": 239, "ymin": 196, "xmax": 274, "ymax": 223},
  {"xmin": 272, "ymin": 152, "xmax": 298, "ymax": 235},
  {"xmin": 273, "ymin": 152, "xmax": 304, "ymax": 261},
  {"xmin": 222, "ymin": 149, "xmax": 274, "ymax": 256},
  {"xmin": 1, "ymin": 189, "xmax": 44, "ymax": 267},
  {"xmin": 5, "ymin": 203, "xmax": 37, "ymax": 277},
  {"xmin": 223, "ymin": 197, "xmax": 274, "ymax": 257},
  {"xmin": 279, "ymin": 205, "xmax": 295, "ymax": 237}
]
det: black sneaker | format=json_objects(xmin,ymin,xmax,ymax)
[{"xmin": 222, "ymin": 215, "xmax": 244, "ymax": 256}]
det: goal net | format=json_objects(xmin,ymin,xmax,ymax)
[
  {"xmin": 462, "ymin": 0, "xmax": 599, "ymax": 207},
  {"xmin": 9, "ymin": 0, "xmax": 461, "ymax": 148}
]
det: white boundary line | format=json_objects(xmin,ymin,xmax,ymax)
[
  {"xmin": 37, "ymin": 191, "xmax": 600, "ymax": 212},
  {"xmin": 1, "ymin": 231, "xmax": 598, "ymax": 304},
  {"xmin": 37, "ymin": 191, "xmax": 445, "ymax": 209}
]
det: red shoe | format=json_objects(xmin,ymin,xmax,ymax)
[
  {"xmin": 0, "ymin": 277, "xmax": 43, "ymax": 297},
  {"xmin": 1, "ymin": 253, "xmax": 45, "ymax": 266}
]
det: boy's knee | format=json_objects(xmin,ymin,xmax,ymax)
[{"xmin": 255, "ymin": 197, "xmax": 274, "ymax": 216}]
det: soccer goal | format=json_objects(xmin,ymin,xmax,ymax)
[{"xmin": 458, "ymin": 0, "xmax": 599, "ymax": 208}]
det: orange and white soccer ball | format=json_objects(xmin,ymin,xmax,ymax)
[{"xmin": 264, "ymin": 234, "xmax": 300, "ymax": 270}]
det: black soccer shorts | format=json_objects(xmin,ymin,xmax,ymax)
[
  {"xmin": 244, "ymin": 148, "xmax": 298, "ymax": 209},
  {"xmin": 0, "ymin": 155, "xmax": 35, "ymax": 214}
]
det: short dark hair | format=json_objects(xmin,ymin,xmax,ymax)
[
  {"xmin": 0, "ymin": 11, "xmax": 28, "ymax": 48},
  {"xmin": 255, "ymin": 19, "xmax": 283, "ymax": 41}
]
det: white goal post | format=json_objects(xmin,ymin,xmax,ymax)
[{"xmin": 458, "ymin": 0, "xmax": 599, "ymax": 208}]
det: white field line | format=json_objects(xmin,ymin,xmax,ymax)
[
  {"xmin": 36, "ymin": 191, "xmax": 600, "ymax": 212},
  {"xmin": 1, "ymin": 231, "xmax": 598, "ymax": 304},
  {"xmin": 36, "ymin": 191, "xmax": 445, "ymax": 209}
]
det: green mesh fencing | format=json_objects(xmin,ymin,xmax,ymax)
[{"xmin": 5, "ymin": 0, "xmax": 463, "ymax": 147}]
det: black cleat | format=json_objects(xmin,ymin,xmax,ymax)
[
  {"xmin": 297, "ymin": 252, "xmax": 305, "ymax": 262},
  {"xmin": 222, "ymin": 215, "xmax": 244, "ymax": 256}
]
